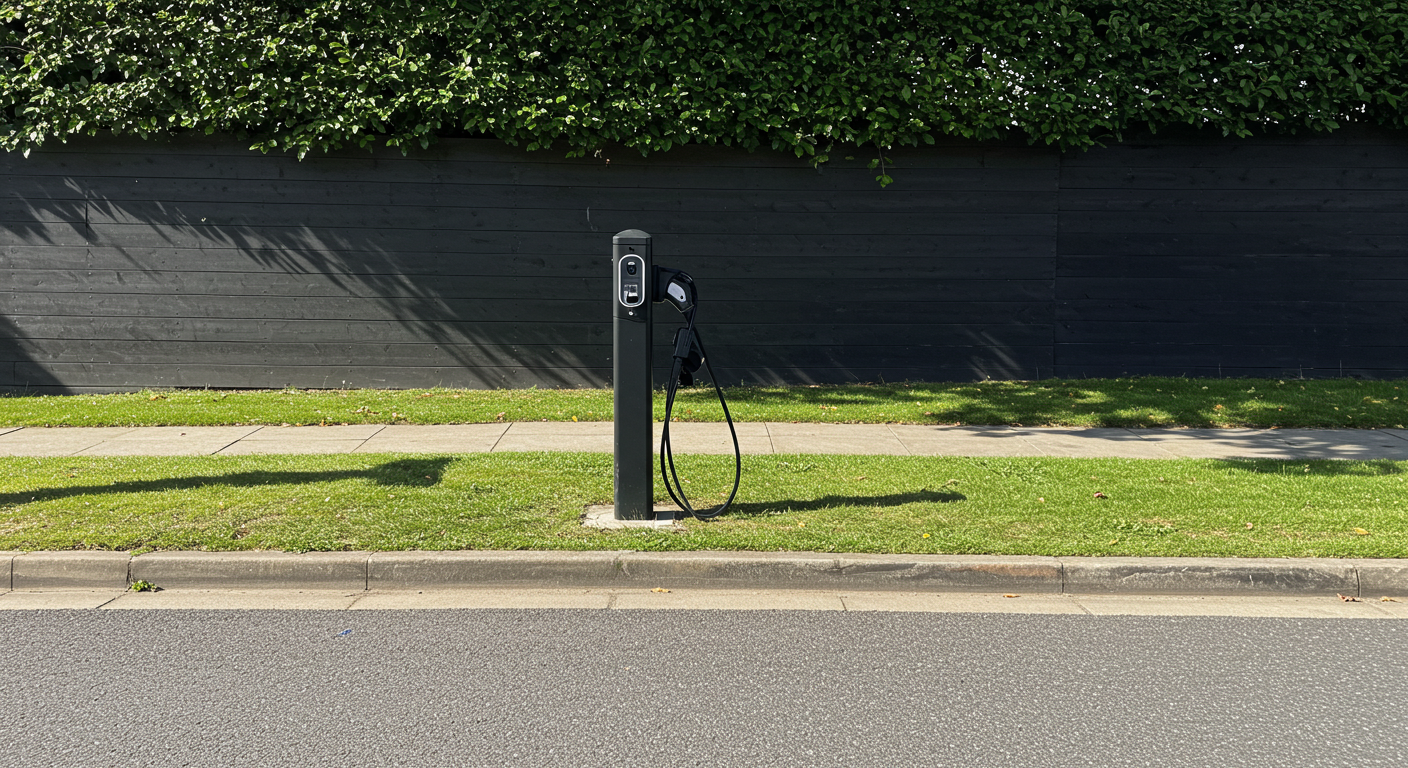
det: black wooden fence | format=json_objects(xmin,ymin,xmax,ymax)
[{"xmin": 2, "ymin": 126, "xmax": 1405, "ymax": 392}]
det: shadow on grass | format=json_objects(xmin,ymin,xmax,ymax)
[
  {"xmin": 686, "ymin": 378, "xmax": 1408, "ymax": 429},
  {"xmin": 1216, "ymin": 458, "xmax": 1406, "ymax": 476},
  {"xmin": 0, "ymin": 457, "xmax": 454, "ymax": 506},
  {"xmin": 680, "ymin": 381, "xmax": 1217, "ymax": 427},
  {"xmin": 725, "ymin": 489, "xmax": 965, "ymax": 517}
]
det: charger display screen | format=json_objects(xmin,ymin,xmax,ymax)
[{"xmin": 619, "ymin": 256, "xmax": 645, "ymax": 307}]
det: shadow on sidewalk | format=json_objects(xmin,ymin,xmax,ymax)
[{"xmin": 0, "ymin": 457, "xmax": 454, "ymax": 507}]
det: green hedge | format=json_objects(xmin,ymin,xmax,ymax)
[{"xmin": 3, "ymin": 0, "xmax": 1406, "ymax": 165}]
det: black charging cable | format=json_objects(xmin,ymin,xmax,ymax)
[{"xmin": 657, "ymin": 270, "xmax": 741, "ymax": 519}]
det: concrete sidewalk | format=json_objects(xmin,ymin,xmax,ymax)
[{"xmin": 1, "ymin": 422, "xmax": 1407, "ymax": 459}]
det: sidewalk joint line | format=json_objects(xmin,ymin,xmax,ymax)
[
  {"xmin": 1130, "ymin": 428, "xmax": 1183, "ymax": 458},
  {"xmin": 489, "ymin": 422, "xmax": 510, "ymax": 453},
  {"xmin": 345, "ymin": 591, "xmax": 373, "ymax": 610},
  {"xmin": 1368, "ymin": 602, "xmax": 1399, "ymax": 619},
  {"xmin": 94, "ymin": 593, "xmax": 123, "ymax": 610},
  {"xmin": 353, "ymin": 425, "xmax": 387, "ymax": 454},
  {"xmin": 213, "ymin": 425, "xmax": 263, "ymax": 455},
  {"xmin": 1021, "ymin": 433, "xmax": 1052, "ymax": 457},
  {"xmin": 885, "ymin": 424, "xmax": 912, "ymax": 456}
]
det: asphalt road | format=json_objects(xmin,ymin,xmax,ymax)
[{"xmin": 1, "ymin": 609, "xmax": 1403, "ymax": 767}]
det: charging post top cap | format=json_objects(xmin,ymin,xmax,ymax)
[{"xmin": 613, "ymin": 229, "xmax": 652, "ymax": 245}]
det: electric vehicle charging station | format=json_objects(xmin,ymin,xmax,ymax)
[
  {"xmin": 611, "ymin": 230, "xmax": 655, "ymax": 520},
  {"xmin": 609, "ymin": 229, "xmax": 741, "ymax": 523}
]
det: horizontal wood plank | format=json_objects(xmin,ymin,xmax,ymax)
[
  {"xmin": 86, "ymin": 202, "xmax": 1057, "ymax": 237},
  {"xmin": 1060, "ymin": 189, "xmax": 1408, "ymax": 213},
  {"xmin": 0, "ymin": 247, "xmax": 1053, "ymax": 275},
  {"xmin": 1057, "ymin": 277, "xmax": 1408, "ymax": 302},
  {"xmin": 0, "ymin": 339, "xmax": 1052, "ymax": 370},
  {"xmin": 1053, "ymin": 344, "xmax": 1408, "ymax": 369},
  {"xmin": 1056, "ymin": 321, "xmax": 1408, "ymax": 347},
  {"xmin": 1060, "ymin": 166, "xmax": 1408, "ymax": 191},
  {"xmin": 1062, "ymin": 139, "xmax": 1408, "ymax": 168},
  {"xmin": 1050, "ymin": 364, "xmax": 1408, "ymax": 379},
  {"xmin": 82, "ymin": 225, "xmax": 1056, "ymax": 256},
  {"xmin": 2, "ymin": 362, "xmax": 1050, "ymax": 391},
  {"xmin": 65, "ymin": 176, "xmax": 1053, "ymax": 214},
  {"xmin": 0, "ymin": 270, "xmax": 1055, "ymax": 301},
  {"xmin": 1061, "ymin": 211, "xmax": 1408, "ymax": 236},
  {"xmin": 0, "ymin": 292, "xmax": 1053, "ymax": 325},
  {"xmin": 1058, "ymin": 233, "xmax": 1408, "ymax": 257},
  {"xmin": 1055, "ymin": 300, "xmax": 1408, "ymax": 325},
  {"xmin": 1057, "ymin": 255, "xmax": 1408, "ymax": 280},
  {"xmin": 0, "ymin": 315, "xmax": 1050, "ymax": 348}
]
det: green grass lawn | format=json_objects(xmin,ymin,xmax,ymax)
[
  {"xmin": 2, "ymin": 453, "xmax": 1403, "ymax": 558},
  {"xmin": 2, "ymin": 378, "xmax": 1404, "ymax": 429}
]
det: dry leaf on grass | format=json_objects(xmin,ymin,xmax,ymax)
[
  {"xmin": 1093, "ymin": 492, "xmax": 1108, "ymax": 499},
  {"xmin": 1353, "ymin": 527, "xmax": 1370, "ymax": 535}
]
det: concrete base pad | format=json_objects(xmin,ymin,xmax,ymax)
[{"xmin": 582, "ymin": 504, "xmax": 684, "ymax": 530}]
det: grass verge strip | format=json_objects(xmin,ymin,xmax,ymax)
[
  {"xmin": 2, "ymin": 453, "xmax": 1403, "ymax": 558},
  {"xmin": 3, "ymin": 378, "xmax": 1405, "ymax": 429}
]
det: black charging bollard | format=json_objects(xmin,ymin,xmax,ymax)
[{"xmin": 612, "ymin": 229, "xmax": 654, "ymax": 520}]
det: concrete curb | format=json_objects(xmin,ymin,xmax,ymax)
[
  {"xmin": 131, "ymin": 551, "xmax": 370, "ymax": 591},
  {"xmin": 1356, "ymin": 559, "xmax": 1408, "ymax": 596},
  {"xmin": 12, "ymin": 551, "xmax": 131, "ymax": 590},
  {"xmin": 368, "ymin": 551, "xmax": 623, "ymax": 589},
  {"xmin": 2, "ymin": 550, "xmax": 1405, "ymax": 597},
  {"xmin": 1062, "ymin": 556, "xmax": 1359, "ymax": 596}
]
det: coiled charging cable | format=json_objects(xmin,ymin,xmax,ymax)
[{"xmin": 658, "ymin": 271, "xmax": 741, "ymax": 519}]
